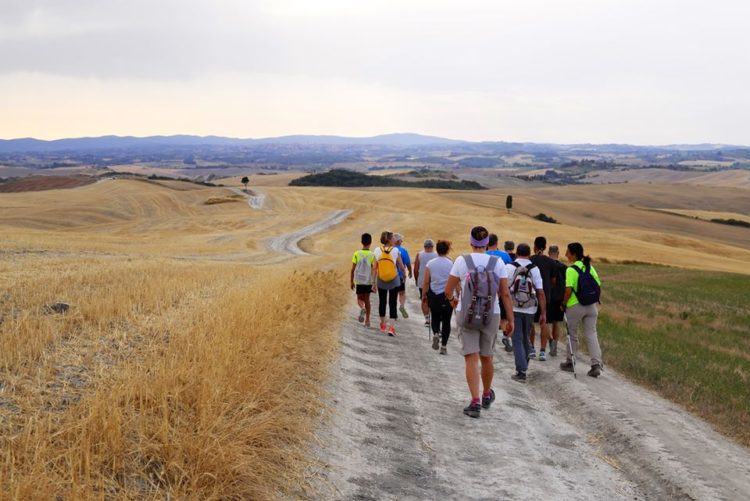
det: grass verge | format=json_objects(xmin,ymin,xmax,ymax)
[
  {"xmin": 598, "ymin": 263, "xmax": 750, "ymax": 446},
  {"xmin": 1, "ymin": 264, "xmax": 348, "ymax": 499}
]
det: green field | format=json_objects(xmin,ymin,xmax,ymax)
[{"xmin": 597, "ymin": 264, "xmax": 750, "ymax": 445}]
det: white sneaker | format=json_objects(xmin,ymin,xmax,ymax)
[{"xmin": 432, "ymin": 334, "xmax": 440, "ymax": 350}]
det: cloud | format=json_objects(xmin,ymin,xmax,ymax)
[{"xmin": 0, "ymin": 0, "xmax": 748, "ymax": 142}]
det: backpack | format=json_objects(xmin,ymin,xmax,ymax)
[
  {"xmin": 377, "ymin": 246, "xmax": 398, "ymax": 283},
  {"xmin": 571, "ymin": 263, "xmax": 601, "ymax": 305},
  {"xmin": 354, "ymin": 250, "xmax": 372, "ymax": 285},
  {"xmin": 457, "ymin": 255, "xmax": 500, "ymax": 328},
  {"xmin": 509, "ymin": 261, "xmax": 538, "ymax": 309}
]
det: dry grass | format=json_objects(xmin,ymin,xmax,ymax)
[
  {"xmin": 0, "ymin": 257, "xmax": 348, "ymax": 498},
  {"xmin": 1, "ymin": 176, "xmax": 749, "ymax": 497}
]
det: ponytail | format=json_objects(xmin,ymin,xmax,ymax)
[{"xmin": 567, "ymin": 242, "xmax": 591, "ymax": 265}]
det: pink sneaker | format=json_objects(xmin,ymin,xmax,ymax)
[
  {"xmin": 387, "ymin": 326, "xmax": 396, "ymax": 337},
  {"xmin": 379, "ymin": 322, "xmax": 387, "ymax": 332}
]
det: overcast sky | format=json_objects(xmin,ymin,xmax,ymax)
[{"xmin": 1, "ymin": 0, "xmax": 748, "ymax": 144}]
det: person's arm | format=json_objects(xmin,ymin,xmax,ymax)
[
  {"xmin": 350, "ymin": 262, "xmax": 356, "ymax": 290},
  {"xmin": 397, "ymin": 254, "xmax": 406, "ymax": 274},
  {"xmin": 445, "ymin": 275, "xmax": 460, "ymax": 308},
  {"xmin": 407, "ymin": 260, "xmax": 413, "ymax": 279},
  {"xmin": 562, "ymin": 287, "xmax": 573, "ymax": 310},
  {"xmin": 413, "ymin": 254, "xmax": 421, "ymax": 284},
  {"xmin": 498, "ymin": 278, "xmax": 515, "ymax": 336},
  {"xmin": 537, "ymin": 289, "xmax": 547, "ymax": 327},
  {"xmin": 371, "ymin": 255, "xmax": 379, "ymax": 292},
  {"xmin": 421, "ymin": 268, "xmax": 431, "ymax": 306}
]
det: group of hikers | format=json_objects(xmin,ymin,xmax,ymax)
[{"xmin": 350, "ymin": 226, "xmax": 602, "ymax": 418}]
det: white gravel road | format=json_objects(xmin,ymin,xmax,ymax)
[
  {"xmin": 228, "ymin": 187, "xmax": 265, "ymax": 209},
  {"xmin": 311, "ymin": 291, "xmax": 750, "ymax": 500}
]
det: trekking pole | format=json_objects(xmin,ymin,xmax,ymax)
[{"xmin": 563, "ymin": 313, "xmax": 577, "ymax": 379}]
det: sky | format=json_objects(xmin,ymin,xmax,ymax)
[{"xmin": 1, "ymin": 0, "xmax": 749, "ymax": 144}]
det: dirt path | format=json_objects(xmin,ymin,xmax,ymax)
[
  {"xmin": 228, "ymin": 187, "xmax": 265, "ymax": 209},
  {"xmin": 267, "ymin": 210, "xmax": 352, "ymax": 257},
  {"xmin": 312, "ymin": 292, "xmax": 750, "ymax": 500}
]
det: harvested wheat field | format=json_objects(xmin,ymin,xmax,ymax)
[{"xmin": 1, "ymin": 178, "xmax": 749, "ymax": 499}]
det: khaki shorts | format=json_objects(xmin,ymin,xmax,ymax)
[{"xmin": 457, "ymin": 314, "xmax": 500, "ymax": 356}]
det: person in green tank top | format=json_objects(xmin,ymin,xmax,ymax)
[{"xmin": 351, "ymin": 233, "xmax": 375, "ymax": 328}]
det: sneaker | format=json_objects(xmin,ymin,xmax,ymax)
[
  {"xmin": 432, "ymin": 334, "xmax": 440, "ymax": 350},
  {"xmin": 358, "ymin": 308, "xmax": 366, "ymax": 323},
  {"xmin": 501, "ymin": 336, "xmax": 513, "ymax": 352},
  {"xmin": 463, "ymin": 402, "xmax": 481, "ymax": 418},
  {"xmin": 588, "ymin": 364, "xmax": 602, "ymax": 378},
  {"xmin": 399, "ymin": 305, "xmax": 409, "ymax": 319},
  {"xmin": 424, "ymin": 317, "xmax": 431, "ymax": 327},
  {"xmin": 439, "ymin": 346, "xmax": 447, "ymax": 355},
  {"xmin": 387, "ymin": 326, "xmax": 396, "ymax": 337},
  {"xmin": 549, "ymin": 340, "xmax": 558, "ymax": 357},
  {"xmin": 560, "ymin": 361, "xmax": 575, "ymax": 372},
  {"xmin": 528, "ymin": 347, "xmax": 536, "ymax": 359},
  {"xmin": 538, "ymin": 351, "xmax": 546, "ymax": 362},
  {"xmin": 511, "ymin": 372, "xmax": 527, "ymax": 383},
  {"xmin": 379, "ymin": 322, "xmax": 387, "ymax": 333},
  {"xmin": 481, "ymin": 389, "xmax": 496, "ymax": 409},
  {"xmin": 364, "ymin": 320, "xmax": 371, "ymax": 328}
]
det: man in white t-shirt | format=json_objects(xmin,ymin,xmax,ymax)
[
  {"xmin": 444, "ymin": 226, "xmax": 514, "ymax": 419},
  {"xmin": 505, "ymin": 243, "xmax": 547, "ymax": 383}
]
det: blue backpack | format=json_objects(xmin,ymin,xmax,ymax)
[{"xmin": 571, "ymin": 263, "xmax": 601, "ymax": 306}]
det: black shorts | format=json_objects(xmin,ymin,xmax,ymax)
[
  {"xmin": 355, "ymin": 284, "xmax": 373, "ymax": 295},
  {"xmin": 534, "ymin": 303, "xmax": 551, "ymax": 323},
  {"xmin": 548, "ymin": 300, "xmax": 565, "ymax": 322},
  {"xmin": 396, "ymin": 281, "xmax": 406, "ymax": 293}
]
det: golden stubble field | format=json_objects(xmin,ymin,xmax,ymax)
[{"xmin": 0, "ymin": 177, "xmax": 748, "ymax": 498}]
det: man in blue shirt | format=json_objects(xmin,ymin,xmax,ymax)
[
  {"xmin": 487, "ymin": 233, "xmax": 513, "ymax": 351},
  {"xmin": 394, "ymin": 233, "xmax": 412, "ymax": 318},
  {"xmin": 487, "ymin": 233, "xmax": 512, "ymax": 264}
]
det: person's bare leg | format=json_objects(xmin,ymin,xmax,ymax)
[
  {"xmin": 465, "ymin": 353, "xmax": 481, "ymax": 399},
  {"xmin": 363, "ymin": 293, "xmax": 371, "ymax": 323},
  {"xmin": 540, "ymin": 323, "xmax": 550, "ymax": 351},
  {"xmin": 551, "ymin": 321, "xmax": 560, "ymax": 341},
  {"xmin": 530, "ymin": 323, "xmax": 536, "ymax": 348},
  {"xmin": 480, "ymin": 355, "xmax": 494, "ymax": 393},
  {"xmin": 399, "ymin": 291, "xmax": 406, "ymax": 307}
]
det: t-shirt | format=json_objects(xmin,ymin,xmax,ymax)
[
  {"xmin": 550, "ymin": 259, "xmax": 568, "ymax": 302},
  {"xmin": 416, "ymin": 251, "xmax": 438, "ymax": 284},
  {"xmin": 351, "ymin": 249, "xmax": 375, "ymax": 285},
  {"xmin": 530, "ymin": 254, "xmax": 556, "ymax": 304},
  {"xmin": 396, "ymin": 245, "xmax": 411, "ymax": 278},
  {"xmin": 505, "ymin": 258, "xmax": 544, "ymax": 314},
  {"xmin": 425, "ymin": 256, "xmax": 453, "ymax": 294},
  {"xmin": 449, "ymin": 253, "xmax": 508, "ymax": 313},
  {"xmin": 372, "ymin": 246, "xmax": 402, "ymax": 289},
  {"xmin": 565, "ymin": 261, "xmax": 602, "ymax": 308},
  {"xmin": 486, "ymin": 249, "xmax": 512, "ymax": 265}
]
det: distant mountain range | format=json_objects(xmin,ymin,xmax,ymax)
[{"xmin": 0, "ymin": 133, "xmax": 746, "ymax": 154}]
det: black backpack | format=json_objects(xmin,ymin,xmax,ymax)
[{"xmin": 571, "ymin": 263, "xmax": 601, "ymax": 306}]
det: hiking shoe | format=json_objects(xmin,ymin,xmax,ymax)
[
  {"xmin": 538, "ymin": 351, "xmax": 546, "ymax": 362},
  {"xmin": 501, "ymin": 336, "xmax": 513, "ymax": 352},
  {"xmin": 463, "ymin": 402, "xmax": 481, "ymax": 418},
  {"xmin": 481, "ymin": 389, "xmax": 496, "ymax": 409},
  {"xmin": 549, "ymin": 340, "xmax": 558, "ymax": 357},
  {"xmin": 511, "ymin": 372, "xmax": 527, "ymax": 383},
  {"xmin": 379, "ymin": 322, "xmax": 387, "ymax": 333},
  {"xmin": 364, "ymin": 321, "xmax": 371, "ymax": 329},
  {"xmin": 560, "ymin": 361, "xmax": 575, "ymax": 372},
  {"xmin": 439, "ymin": 346, "xmax": 447, "ymax": 355},
  {"xmin": 358, "ymin": 308, "xmax": 366, "ymax": 323},
  {"xmin": 387, "ymin": 326, "xmax": 396, "ymax": 337},
  {"xmin": 588, "ymin": 364, "xmax": 602, "ymax": 378},
  {"xmin": 432, "ymin": 334, "xmax": 440, "ymax": 350},
  {"xmin": 528, "ymin": 347, "xmax": 536, "ymax": 359},
  {"xmin": 424, "ymin": 318, "xmax": 431, "ymax": 327},
  {"xmin": 399, "ymin": 306, "xmax": 409, "ymax": 319}
]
